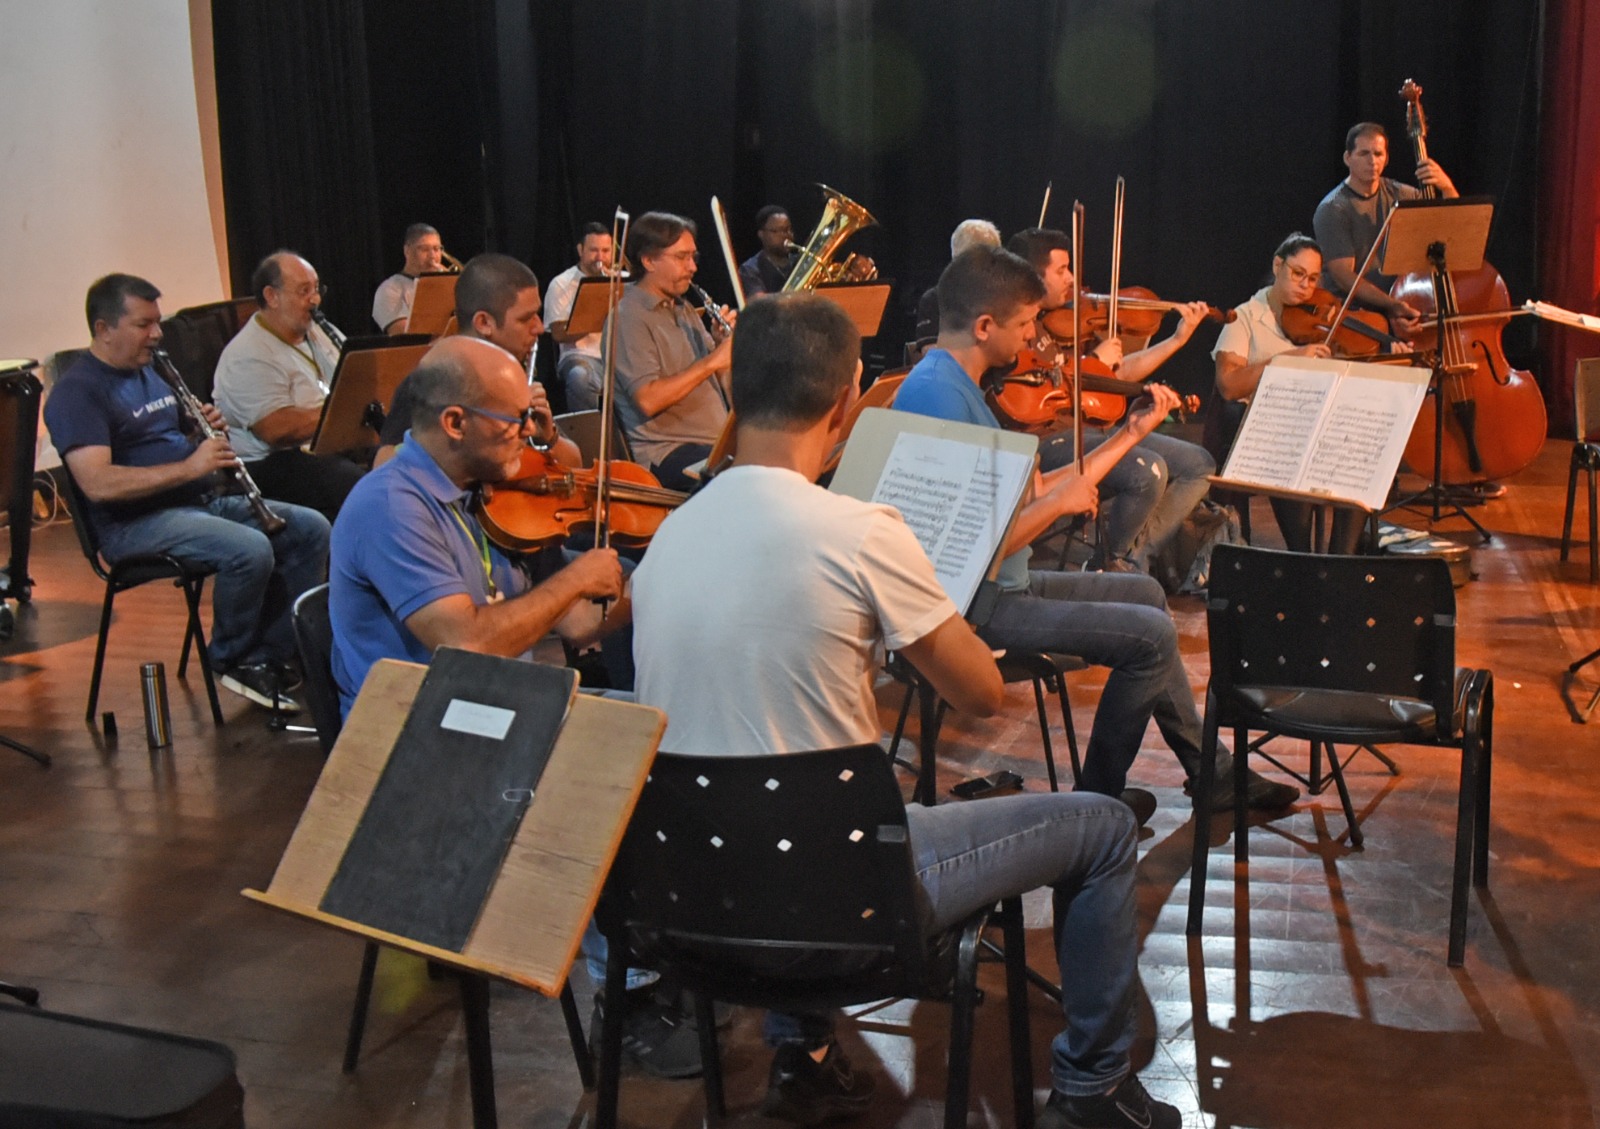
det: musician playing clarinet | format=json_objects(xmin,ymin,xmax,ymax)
[
  {"xmin": 44, "ymin": 274, "xmax": 330, "ymax": 712},
  {"xmin": 213, "ymin": 251, "xmax": 365, "ymax": 521}
]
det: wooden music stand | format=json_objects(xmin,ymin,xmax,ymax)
[
  {"xmin": 406, "ymin": 272, "xmax": 459, "ymax": 337},
  {"xmin": 244, "ymin": 659, "xmax": 664, "ymax": 1128},
  {"xmin": 310, "ymin": 337, "xmax": 431, "ymax": 456},
  {"xmin": 550, "ymin": 277, "xmax": 615, "ymax": 342},
  {"xmin": 816, "ymin": 280, "xmax": 893, "ymax": 337}
]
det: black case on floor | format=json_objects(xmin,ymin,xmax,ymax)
[{"xmin": 0, "ymin": 1003, "xmax": 244, "ymax": 1128}]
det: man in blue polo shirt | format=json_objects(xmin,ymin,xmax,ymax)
[
  {"xmin": 328, "ymin": 335, "xmax": 623, "ymax": 716},
  {"xmin": 44, "ymin": 273, "xmax": 329, "ymax": 711},
  {"xmin": 894, "ymin": 246, "xmax": 1299, "ymax": 820}
]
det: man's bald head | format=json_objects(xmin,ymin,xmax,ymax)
[{"xmin": 409, "ymin": 336, "xmax": 525, "ymax": 434}]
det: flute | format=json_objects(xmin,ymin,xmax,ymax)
[{"xmin": 150, "ymin": 349, "xmax": 287, "ymax": 535}]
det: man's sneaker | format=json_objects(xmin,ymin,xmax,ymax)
[
  {"xmin": 760, "ymin": 1042, "xmax": 875, "ymax": 1125},
  {"xmin": 1038, "ymin": 1075, "xmax": 1180, "ymax": 1129},
  {"xmin": 1118, "ymin": 787, "xmax": 1157, "ymax": 828},
  {"xmin": 272, "ymin": 660, "xmax": 305, "ymax": 692},
  {"xmin": 220, "ymin": 663, "xmax": 303, "ymax": 712},
  {"xmin": 589, "ymin": 988, "xmax": 703, "ymax": 1079},
  {"xmin": 1185, "ymin": 756, "xmax": 1300, "ymax": 811}
]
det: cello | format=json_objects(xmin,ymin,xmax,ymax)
[{"xmin": 1392, "ymin": 79, "xmax": 1545, "ymax": 484}]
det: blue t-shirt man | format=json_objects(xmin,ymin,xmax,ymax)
[{"xmin": 329, "ymin": 432, "xmax": 530, "ymax": 715}]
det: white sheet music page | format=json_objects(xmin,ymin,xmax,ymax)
[{"xmin": 871, "ymin": 431, "xmax": 1033, "ymax": 611}]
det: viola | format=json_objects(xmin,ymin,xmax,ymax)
[
  {"xmin": 1279, "ymin": 287, "xmax": 1408, "ymax": 357},
  {"xmin": 1391, "ymin": 79, "xmax": 1545, "ymax": 484},
  {"xmin": 985, "ymin": 346, "xmax": 1199, "ymax": 433},
  {"xmin": 476, "ymin": 446, "xmax": 686, "ymax": 552}
]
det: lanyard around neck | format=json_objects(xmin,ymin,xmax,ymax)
[{"xmin": 447, "ymin": 502, "xmax": 497, "ymax": 600}]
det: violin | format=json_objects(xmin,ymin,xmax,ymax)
[
  {"xmin": 1391, "ymin": 79, "xmax": 1545, "ymax": 484},
  {"xmin": 1280, "ymin": 287, "xmax": 1409, "ymax": 357},
  {"xmin": 1040, "ymin": 290, "xmax": 1234, "ymax": 345},
  {"xmin": 476, "ymin": 446, "xmax": 686, "ymax": 552},
  {"xmin": 985, "ymin": 346, "xmax": 1199, "ymax": 433}
]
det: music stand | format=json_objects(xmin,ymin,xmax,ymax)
[
  {"xmin": 405, "ymin": 272, "xmax": 459, "ymax": 337},
  {"xmin": 244, "ymin": 658, "xmax": 664, "ymax": 1128},
  {"xmin": 1379, "ymin": 196, "xmax": 1496, "ymax": 540},
  {"xmin": 550, "ymin": 277, "xmax": 614, "ymax": 343},
  {"xmin": 310, "ymin": 336, "xmax": 431, "ymax": 456},
  {"xmin": 816, "ymin": 280, "xmax": 893, "ymax": 338}
]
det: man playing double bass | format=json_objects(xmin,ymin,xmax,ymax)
[{"xmin": 1312, "ymin": 121, "xmax": 1457, "ymax": 337}]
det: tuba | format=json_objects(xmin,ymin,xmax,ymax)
[{"xmin": 782, "ymin": 184, "xmax": 878, "ymax": 292}]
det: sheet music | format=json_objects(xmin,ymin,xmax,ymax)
[
  {"xmin": 872, "ymin": 431, "xmax": 1033, "ymax": 610},
  {"xmin": 1303, "ymin": 374, "xmax": 1425, "ymax": 509},
  {"xmin": 1220, "ymin": 355, "xmax": 1429, "ymax": 511}
]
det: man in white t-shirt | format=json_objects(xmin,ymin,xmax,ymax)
[
  {"xmin": 213, "ymin": 250, "xmax": 363, "ymax": 520},
  {"xmin": 372, "ymin": 223, "xmax": 445, "ymax": 334},
  {"xmin": 544, "ymin": 222, "xmax": 617, "ymax": 412},
  {"xmin": 630, "ymin": 293, "xmax": 1179, "ymax": 1129}
]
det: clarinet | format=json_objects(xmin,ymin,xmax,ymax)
[
  {"xmin": 311, "ymin": 308, "xmax": 348, "ymax": 352},
  {"xmin": 150, "ymin": 349, "xmax": 287, "ymax": 535},
  {"xmin": 686, "ymin": 284, "xmax": 735, "ymax": 336}
]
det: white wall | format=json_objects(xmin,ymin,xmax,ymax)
[{"xmin": 0, "ymin": 1, "xmax": 227, "ymax": 464}]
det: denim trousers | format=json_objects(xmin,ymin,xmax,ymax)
[
  {"xmin": 768, "ymin": 792, "xmax": 1140, "ymax": 1097},
  {"xmin": 980, "ymin": 570, "xmax": 1205, "ymax": 794},
  {"xmin": 1040, "ymin": 427, "xmax": 1215, "ymax": 567},
  {"xmin": 96, "ymin": 496, "xmax": 330, "ymax": 669},
  {"xmin": 559, "ymin": 353, "xmax": 604, "ymax": 413}
]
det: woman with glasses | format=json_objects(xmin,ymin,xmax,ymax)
[{"xmin": 1207, "ymin": 233, "xmax": 1365, "ymax": 554}]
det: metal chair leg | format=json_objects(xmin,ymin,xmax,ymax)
[
  {"xmin": 1030, "ymin": 676, "xmax": 1060, "ymax": 792},
  {"xmin": 999, "ymin": 899, "xmax": 1034, "ymax": 1129},
  {"xmin": 85, "ymin": 583, "xmax": 117, "ymax": 722},
  {"xmin": 558, "ymin": 980, "xmax": 595, "ymax": 1091},
  {"xmin": 182, "ymin": 578, "xmax": 224, "ymax": 724},
  {"xmin": 1186, "ymin": 693, "xmax": 1222, "ymax": 936},
  {"xmin": 693, "ymin": 992, "xmax": 725, "ymax": 1121},
  {"xmin": 458, "ymin": 973, "xmax": 498, "ymax": 1129},
  {"xmin": 1052, "ymin": 671, "xmax": 1083, "ymax": 787},
  {"xmin": 944, "ymin": 919, "xmax": 982, "ymax": 1129},
  {"xmin": 1560, "ymin": 447, "xmax": 1580, "ymax": 561}
]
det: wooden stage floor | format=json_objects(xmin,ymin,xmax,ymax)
[{"xmin": 2, "ymin": 440, "xmax": 1598, "ymax": 1128}]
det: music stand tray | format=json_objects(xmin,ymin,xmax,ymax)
[
  {"xmin": 1379, "ymin": 196, "xmax": 1495, "ymax": 277},
  {"xmin": 406, "ymin": 273, "xmax": 459, "ymax": 337},
  {"xmin": 310, "ymin": 336, "xmax": 431, "ymax": 456},
  {"xmin": 555, "ymin": 277, "xmax": 617, "ymax": 341}
]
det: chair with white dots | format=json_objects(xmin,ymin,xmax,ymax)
[
  {"xmin": 594, "ymin": 744, "xmax": 1036, "ymax": 1129},
  {"xmin": 1185, "ymin": 544, "xmax": 1494, "ymax": 967}
]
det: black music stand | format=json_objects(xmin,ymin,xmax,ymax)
[
  {"xmin": 309, "ymin": 335, "xmax": 431, "ymax": 457},
  {"xmin": 0, "ymin": 360, "xmax": 47, "ymax": 766},
  {"xmin": 1379, "ymin": 197, "xmax": 1496, "ymax": 541}
]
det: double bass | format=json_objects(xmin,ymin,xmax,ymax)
[{"xmin": 1392, "ymin": 79, "xmax": 1545, "ymax": 484}]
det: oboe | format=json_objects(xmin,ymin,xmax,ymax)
[
  {"xmin": 311, "ymin": 308, "xmax": 348, "ymax": 352},
  {"xmin": 150, "ymin": 349, "xmax": 287, "ymax": 535}
]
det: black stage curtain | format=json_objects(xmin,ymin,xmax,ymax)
[
  {"xmin": 211, "ymin": 0, "xmax": 384, "ymax": 334},
  {"xmin": 212, "ymin": 0, "xmax": 1547, "ymax": 398}
]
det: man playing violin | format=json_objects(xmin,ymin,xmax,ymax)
[
  {"xmin": 894, "ymin": 246, "xmax": 1299, "ymax": 821},
  {"xmin": 1313, "ymin": 121, "xmax": 1457, "ymax": 336},
  {"xmin": 607, "ymin": 211, "xmax": 734, "ymax": 491},
  {"xmin": 1006, "ymin": 228, "xmax": 1216, "ymax": 575},
  {"xmin": 327, "ymin": 335, "xmax": 623, "ymax": 718}
]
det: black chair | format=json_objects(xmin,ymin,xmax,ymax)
[
  {"xmin": 889, "ymin": 650, "xmax": 1084, "ymax": 805},
  {"xmin": 553, "ymin": 408, "xmax": 634, "ymax": 466},
  {"xmin": 289, "ymin": 585, "xmax": 594, "ymax": 1087},
  {"xmin": 595, "ymin": 745, "xmax": 1035, "ymax": 1129},
  {"xmin": 59, "ymin": 463, "xmax": 223, "ymax": 726},
  {"xmin": 1185, "ymin": 545, "xmax": 1494, "ymax": 967}
]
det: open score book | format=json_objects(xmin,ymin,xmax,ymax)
[{"xmin": 1212, "ymin": 354, "xmax": 1432, "ymax": 512}]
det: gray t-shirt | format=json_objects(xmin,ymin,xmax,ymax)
[
  {"xmin": 213, "ymin": 315, "xmax": 336, "ymax": 461},
  {"xmin": 1311, "ymin": 177, "xmax": 1422, "ymax": 297},
  {"xmin": 604, "ymin": 282, "xmax": 730, "ymax": 469}
]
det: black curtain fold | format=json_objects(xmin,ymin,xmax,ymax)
[{"xmin": 212, "ymin": 0, "xmax": 383, "ymax": 335}]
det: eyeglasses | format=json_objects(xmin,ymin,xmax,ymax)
[
  {"xmin": 660, "ymin": 250, "xmax": 700, "ymax": 264},
  {"xmin": 461, "ymin": 403, "xmax": 538, "ymax": 431},
  {"xmin": 276, "ymin": 282, "xmax": 327, "ymax": 300},
  {"xmin": 761, "ymin": 225, "xmax": 793, "ymax": 236},
  {"xmin": 1285, "ymin": 265, "xmax": 1321, "ymax": 286}
]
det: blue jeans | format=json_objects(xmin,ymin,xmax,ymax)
[
  {"xmin": 1040, "ymin": 427, "xmax": 1215, "ymax": 568},
  {"xmin": 768, "ymin": 793, "xmax": 1140, "ymax": 1097},
  {"xmin": 559, "ymin": 353, "xmax": 604, "ymax": 413},
  {"xmin": 981, "ymin": 570, "xmax": 1204, "ymax": 794},
  {"xmin": 96, "ymin": 496, "xmax": 330, "ymax": 669}
]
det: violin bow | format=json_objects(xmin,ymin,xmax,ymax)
[
  {"xmin": 1107, "ymin": 176, "xmax": 1124, "ymax": 362},
  {"xmin": 1322, "ymin": 202, "xmax": 1399, "ymax": 352},
  {"xmin": 710, "ymin": 195, "xmax": 747, "ymax": 311},
  {"xmin": 1070, "ymin": 201, "xmax": 1086, "ymax": 479},
  {"xmin": 594, "ymin": 206, "xmax": 632, "ymax": 549},
  {"xmin": 1037, "ymin": 182, "xmax": 1052, "ymax": 229}
]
